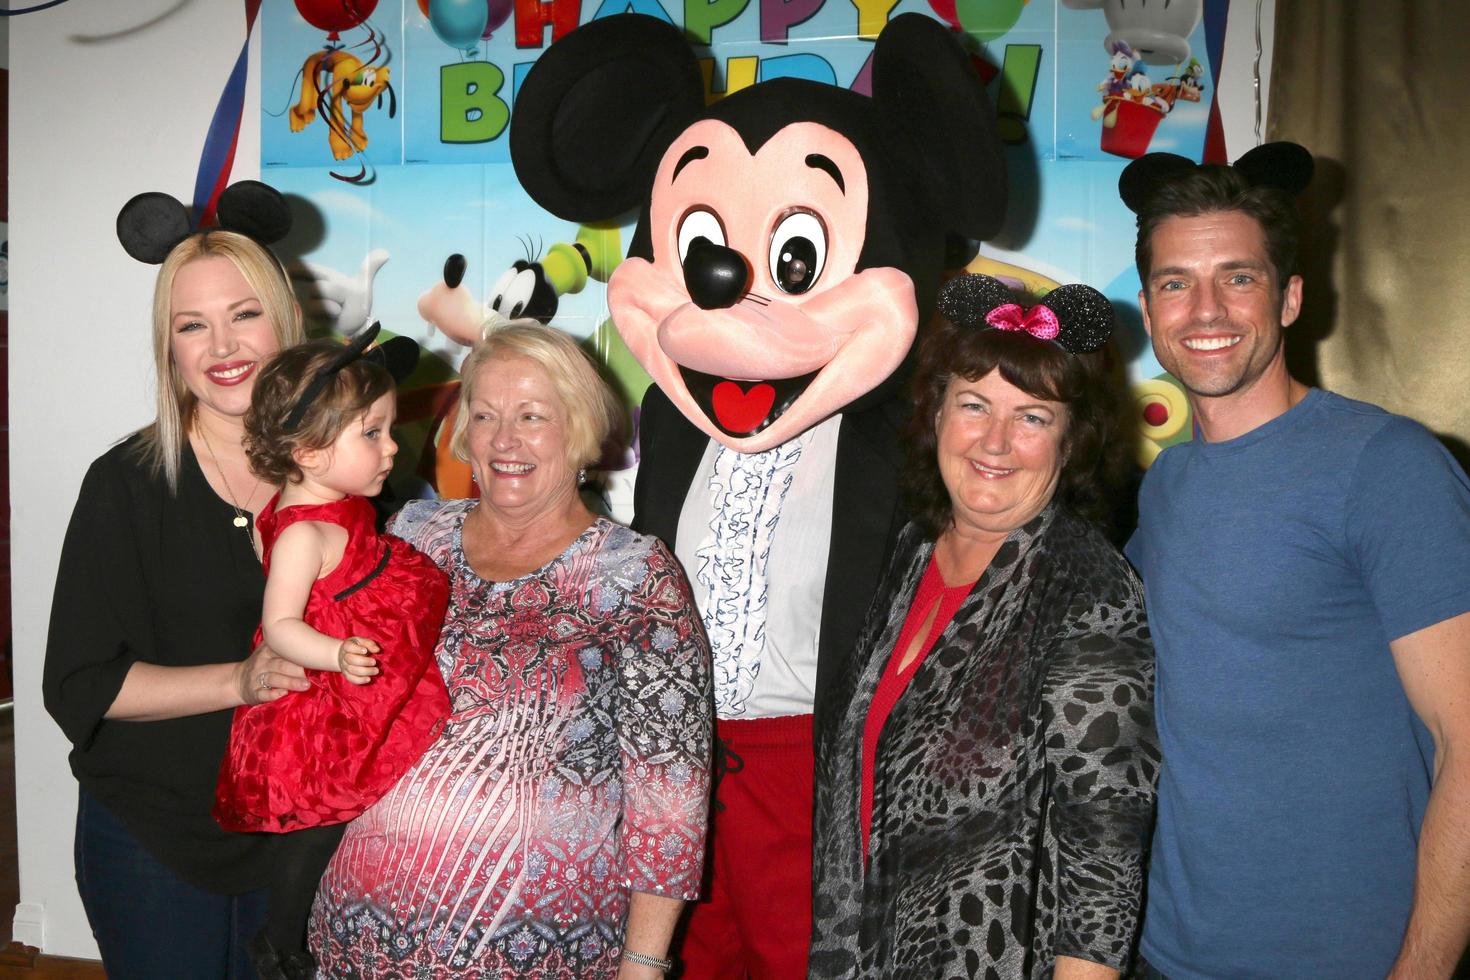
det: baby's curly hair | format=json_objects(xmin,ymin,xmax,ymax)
[{"xmin": 245, "ymin": 341, "xmax": 394, "ymax": 485}]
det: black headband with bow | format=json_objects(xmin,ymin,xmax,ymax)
[
  {"xmin": 284, "ymin": 321, "xmax": 421, "ymax": 432},
  {"xmin": 116, "ymin": 180, "xmax": 293, "ymax": 264},
  {"xmin": 1118, "ymin": 141, "xmax": 1315, "ymax": 214},
  {"xmin": 937, "ymin": 274, "xmax": 1114, "ymax": 355}
]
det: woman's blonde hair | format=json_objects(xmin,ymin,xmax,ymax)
[
  {"xmin": 450, "ymin": 320, "xmax": 624, "ymax": 473},
  {"xmin": 137, "ymin": 230, "xmax": 304, "ymax": 489}
]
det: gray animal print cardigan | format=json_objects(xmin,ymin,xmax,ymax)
[{"xmin": 809, "ymin": 505, "xmax": 1158, "ymax": 978}]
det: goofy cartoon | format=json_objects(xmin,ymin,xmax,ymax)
[{"xmin": 511, "ymin": 13, "xmax": 1006, "ymax": 974}]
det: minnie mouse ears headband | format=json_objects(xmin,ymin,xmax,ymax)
[
  {"xmin": 1118, "ymin": 141, "xmax": 1314, "ymax": 214},
  {"xmin": 116, "ymin": 180, "xmax": 292, "ymax": 264},
  {"xmin": 937, "ymin": 274, "xmax": 1114, "ymax": 355},
  {"xmin": 283, "ymin": 321, "xmax": 420, "ymax": 432}
]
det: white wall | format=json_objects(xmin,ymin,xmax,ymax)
[
  {"xmin": 1220, "ymin": 0, "xmax": 1277, "ymax": 159},
  {"xmin": 9, "ymin": 0, "xmax": 260, "ymax": 956},
  {"xmin": 6, "ymin": 0, "xmax": 1272, "ymax": 958}
]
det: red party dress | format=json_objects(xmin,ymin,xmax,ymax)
[{"xmin": 214, "ymin": 494, "xmax": 451, "ymax": 833}]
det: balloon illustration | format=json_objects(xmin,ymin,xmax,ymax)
[
  {"xmin": 483, "ymin": 0, "xmax": 514, "ymax": 39},
  {"xmin": 927, "ymin": 0, "xmax": 960, "ymax": 31},
  {"xmin": 295, "ymin": 0, "xmax": 379, "ymax": 41},
  {"xmin": 429, "ymin": 0, "xmax": 489, "ymax": 52},
  {"xmin": 955, "ymin": 0, "xmax": 1026, "ymax": 43}
]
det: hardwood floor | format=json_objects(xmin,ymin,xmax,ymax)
[{"xmin": 0, "ymin": 942, "xmax": 105, "ymax": 978}]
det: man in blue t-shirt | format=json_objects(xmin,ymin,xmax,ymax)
[{"xmin": 1123, "ymin": 145, "xmax": 1470, "ymax": 978}]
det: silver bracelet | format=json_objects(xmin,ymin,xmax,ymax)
[{"xmin": 622, "ymin": 949, "xmax": 674, "ymax": 972}]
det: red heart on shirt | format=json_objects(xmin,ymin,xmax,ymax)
[{"xmin": 711, "ymin": 381, "xmax": 776, "ymax": 435}]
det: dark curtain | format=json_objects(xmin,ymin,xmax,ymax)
[{"xmin": 1270, "ymin": 2, "xmax": 1470, "ymax": 459}]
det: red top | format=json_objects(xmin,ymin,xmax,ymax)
[
  {"xmin": 861, "ymin": 555, "xmax": 974, "ymax": 858},
  {"xmin": 213, "ymin": 494, "xmax": 451, "ymax": 833}
]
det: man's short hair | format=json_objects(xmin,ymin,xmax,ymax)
[{"xmin": 1134, "ymin": 165, "xmax": 1302, "ymax": 289}]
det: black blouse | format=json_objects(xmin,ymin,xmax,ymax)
[{"xmin": 43, "ymin": 435, "xmax": 272, "ymax": 894}]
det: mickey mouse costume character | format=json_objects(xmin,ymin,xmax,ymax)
[{"xmin": 511, "ymin": 14, "xmax": 1006, "ymax": 975}]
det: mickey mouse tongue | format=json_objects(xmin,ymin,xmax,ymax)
[{"xmin": 679, "ymin": 366, "xmax": 819, "ymax": 438}]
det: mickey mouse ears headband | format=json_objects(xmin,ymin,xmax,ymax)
[
  {"xmin": 116, "ymin": 180, "xmax": 292, "ymax": 264},
  {"xmin": 284, "ymin": 322, "xmax": 420, "ymax": 432},
  {"xmin": 937, "ymin": 274, "xmax": 1114, "ymax": 355},
  {"xmin": 1118, "ymin": 141, "xmax": 1314, "ymax": 214}
]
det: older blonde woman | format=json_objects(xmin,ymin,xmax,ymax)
[
  {"xmin": 44, "ymin": 193, "xmax": 311, "ymax": 979},
  {"xmin": 311, "ymin": 322, "xmax": 713, "ymax": 979}
]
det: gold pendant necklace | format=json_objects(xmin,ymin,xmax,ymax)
[{"xmin": 196, "ymin": 413, "xmax": 263, "ymax": 550}]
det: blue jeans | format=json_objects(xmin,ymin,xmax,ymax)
[{"xmin": 74, "ymin": 790, "xmax": 267, "ymax": 979}]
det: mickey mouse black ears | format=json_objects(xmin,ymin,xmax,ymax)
[
  {"xmin": 938, "ymin": 274, "xmax": 1114, "ymax": 355},
  {"xmin": 116, "ymin": 180, "xmax": 292, "ymax": 264},
  {"xmin": 283, "ymin": 321, "xmax": 420, "ymax": 432},
  {"xmin": 1118, "ymin": 141, "xmax": 1315, "ymax": 214}
]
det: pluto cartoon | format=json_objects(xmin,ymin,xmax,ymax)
[{"xmin": 290, "ymin": 49, "xmax": 393, "ymax": 161}]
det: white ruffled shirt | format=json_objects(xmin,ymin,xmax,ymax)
[{"xmin": 676, "ymin": 415, "xmax": 840, "ymax": 719}]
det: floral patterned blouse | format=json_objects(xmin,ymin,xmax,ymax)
[{"xmin": 310, "ymin": 501, "xmax": 712, "ymax": 978}]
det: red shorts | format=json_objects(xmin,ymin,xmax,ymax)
[{"xmin": 677, "ymin": 713, "xmax": 813, "ymax": 980}]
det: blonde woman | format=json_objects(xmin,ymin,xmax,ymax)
[
  {"xmin": 312, "ymin": 323, "xmax": 713, "ymax": 979},
  {"xmin": 44, "ymin": 185, "xmax": 310, "ymax": 979}
]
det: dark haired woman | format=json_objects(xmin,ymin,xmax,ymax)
[{"xmin": 808, "ymin": 275, "xmax": 1158, "ymax": 978}]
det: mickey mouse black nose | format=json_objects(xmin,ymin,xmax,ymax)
[{"xmin": 684, "ymin": 237, "xmax": 750, "ymax": 310}]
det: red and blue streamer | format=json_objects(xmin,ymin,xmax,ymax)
[
  {"xmin": 192, "ymin": 0, "xmax": 263, "ymax": 227},
  {"xmin": 1201, "ymin": 0, "xmax": 1231, "ymax": 163}
]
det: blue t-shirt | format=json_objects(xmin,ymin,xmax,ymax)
[{"xmin": 1127, "ymin": 389, "xmax": 1470, "ymax": 979}]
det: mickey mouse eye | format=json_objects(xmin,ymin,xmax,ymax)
[
  {"xmin": 490, "ymin": 268, "xmax": 539, "ymax": 320},
  {"xmin": 768, "ymin": 210, "xmax": 826, "ymax": 295},
  {"xmin": 677, "ymin": 209, "xmax": 726, "ymax": 265}
]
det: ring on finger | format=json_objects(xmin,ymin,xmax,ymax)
[{"xmin": 257, "ymin": 672, "xmax": 270, "ymax": 691}]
